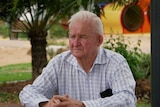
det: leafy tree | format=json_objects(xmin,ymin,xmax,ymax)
[
  {"xmin": 4, "ymin": 0, "xmax": 104, "ymax": 79},
  {"xmin": 0, "ymin": 0, "xmax": 14, "ymax": 37},
  {"xmin": 0, "ymin": 0, "xmax": 14, "ymax": 22},
  {"xmin": 10, "ymin": 0, "xmax": 81, "ymax": 79}
]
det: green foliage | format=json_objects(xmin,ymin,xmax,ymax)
[
  {"xmin": 136, "ymin": 102, "xmax": 151, "ymax": 107},
  {"xmin": 0, "ymin": 22, "xmax": 9, "ymax": 38},
  {"xmin": 0, "ymin": 92, "xmax": 19, "ymax": 103},
  {"xmin": 0, "ymin": 63, "xmax": 32, "ymax": 83},
  {"xmin": 103, "ymin": 35, "xmax": 151, "ymax": 80},
  {"xmin": 136, "ymin": 53, "xmax": 151, "ymax": 79},
  {"xmin": 18, "ymin": 32, "xmax": 28, "ymax": 39},
  {"xmin": 49, "ymin": 23, "xmax": 68, "ymax": 38},
  {"xmin": 0, "ymin": 0, "xmax": 14, "ymax": 22}
]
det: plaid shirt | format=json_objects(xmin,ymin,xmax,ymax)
[{"xmin": 19, "ymin": 47, "xmax": 136, "ymax": 107}]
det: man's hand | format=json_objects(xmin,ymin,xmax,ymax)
[
  {"xmin": 39, "ymin": 99, "xmax": 61, "ymax": 107},
  {"xmin": 39, "ymin": 94, "xmax": 85, "ymax": 107},
  {"xmin": 53, "ymin": 94, "xmax": 85, "ymax": 107}
]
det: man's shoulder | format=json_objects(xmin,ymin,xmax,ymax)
[
  {"xmin": 54, "ymin": 50, "xmax": 72, "ymax": 60},
  {"xmin": 49, "ymin": 50, "xmax": 77, "ymax": 67},
  {"xmin": 102, "ymin": 48, "xmax": 126, "ymax": 62}
]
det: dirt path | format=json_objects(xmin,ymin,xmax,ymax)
[
  {"xmin": 0, "ymin": 103, "xmax": 22, "ymax": 107},
  {"xmin": 0, "ymin": 37, "xmax": 31, "ymax": 66}
]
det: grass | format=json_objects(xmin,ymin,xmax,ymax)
[
  {"xmin": 0, "ymin": 63, "xmax": 32, "ymax": 83},
  {"xmin": 0, "ymin": 92, "xmax": 19, "ymax": 103},
  {"xmin": 0, "ymin": 63, "xmax": 32, "ymax": 103},
  {"xmin": 136, "ymin": 103, "xmax": 151, "ymax": 107}
]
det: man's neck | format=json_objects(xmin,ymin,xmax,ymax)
[{"xmin": 77, "ymin": 53, "xmax": 97, "ymax": 73}]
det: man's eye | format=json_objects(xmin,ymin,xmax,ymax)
[
  {"xmin": 69, "ymin": 35, "xmax": 75, "ymax": 38},
  {"xmin": 79, "ymin": 35, "xmax": 87, "ymax": 39}
]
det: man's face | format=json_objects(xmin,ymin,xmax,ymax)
[{"xmin": 68, "ymin": 20, "xmax": 102, "ymax": 59}]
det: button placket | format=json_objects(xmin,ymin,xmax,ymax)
[{"xmin": 85, "ymin": 74, "xmax": 91, "ymax": 99}]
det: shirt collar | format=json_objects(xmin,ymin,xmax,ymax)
[
  {"xmin": 65, "ymin": 47, "xmax": 108, "ymax": 66},
  {"xmin": 94, "ymin": 47, "xmax": 108, "ymax": 64}
]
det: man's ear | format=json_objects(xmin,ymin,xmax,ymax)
[{"xmin": 97, "ymin": 35, "xmax": 103, "ymax": 46}]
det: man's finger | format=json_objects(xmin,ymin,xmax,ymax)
[
  {"xmin": 53, "ymin": 99, "xmax": 61, "ymax": 104},
  {"xmin": 53, "ymin": 95, "xmax": 69, "ymax": 102},
  {"xmin": 64, "ymin": 94, "xmax": 69, "ymax": 98}
]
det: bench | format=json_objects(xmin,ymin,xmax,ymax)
[{"xmin": 10, "ymin": 21, "xmax": 26, "ymax": 40}]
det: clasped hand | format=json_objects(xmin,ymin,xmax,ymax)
[{"xmin": 40, "ymin": 94, "xmax": 85, "ymax": 107}]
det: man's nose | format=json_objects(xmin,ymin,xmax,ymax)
[{"xmin": 73, "ymin": 37, "xmax": 81, "ymax": 46}]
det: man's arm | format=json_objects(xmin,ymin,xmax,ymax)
[{"xmin": 19, "ymin": 61, "xmax": 58, "ymax": 107}]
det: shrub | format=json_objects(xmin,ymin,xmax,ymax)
[
  {"xmin": 136, "ymin": 53, "xmax": 151, "ymax": 79},
  {"xmin": 0, "ymin": 22, "xmax": 9, "ymax": 38},
  {"xmin": 103, "ymin": 35, "xmax": 151, "ymax": 80}
]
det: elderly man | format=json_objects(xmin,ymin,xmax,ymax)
[{"xmin": 19, "ymin": 10, "xmax": 136, "ymax": 107}]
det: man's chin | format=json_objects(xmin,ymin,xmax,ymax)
[{"xmin": 72, "ymin": 53, "xmax": 83, "ymax": 58}]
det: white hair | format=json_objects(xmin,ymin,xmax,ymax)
[{"xmin": 68, "ymin": 10, "xmax": 104, "ymax": 36}]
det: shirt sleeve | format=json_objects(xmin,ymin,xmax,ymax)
[
  {"xmin": 19, "ymin": 59, "xmax": 59, "ymax": 107},
  {"xmin": 83, "ymin": 60, "xmax": 137, "ymax": 107}
]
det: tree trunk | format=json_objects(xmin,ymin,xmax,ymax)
[{"xmin": 29, "ymin": 30, "xmax": 48, "ymax": 80}]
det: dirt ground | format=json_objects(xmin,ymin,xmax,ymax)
[
  {"xmin": 0, "ymin": 103, "xmax": 22, "ymax": 107},
  {"xmin": 0, "ymin": 34, "xmax": 151, "ymax": 106},
  {"xmin": 0, "ymin": 37, "xmax": 31, "ymax": 66}
]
